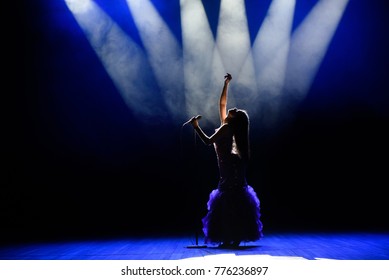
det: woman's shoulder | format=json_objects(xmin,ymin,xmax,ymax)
[
  {"xmin": 215, "ymin": 123, "xmax": 232, "ymax": 134},
  {"xmin": 213, "ymin": 124, "xmax": 233, "ymax": 145}
]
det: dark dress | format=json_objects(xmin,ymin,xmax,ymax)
[{"xmin": 202, "ymin": 126, "xmax": 263, "ymax": 244}]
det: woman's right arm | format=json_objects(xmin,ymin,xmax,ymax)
[{"xmin": 190, "ymin": 118, "xmax": 229, "ymax": 145}]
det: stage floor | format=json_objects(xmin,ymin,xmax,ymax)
[{"xmin": 1, "ymin": 231, "xmax": 388, "ymax": 260}]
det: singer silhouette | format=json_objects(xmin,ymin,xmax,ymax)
[{"xmin": 188, "ymin": 73, "xmax": 263, "ymax": 248}]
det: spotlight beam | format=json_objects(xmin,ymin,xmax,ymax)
[
  {"xmin": 250, "ymin": 0, "xmax": 296, "ymax": 124},
  {"xmin": 216, "ymin": 0, "xmax": 256, "ymax": 109},
  {"xmin": 284, "ymin": 0, "xmax": 350, "ymax": 100},
  {"xmin": 64, "ymin": 0, "xmax": 163, "ymax": 121},
  {"xmin": 180, "ymin": 0, "xmax": 224, "ymax": 126},
  {"xmin": 126, "ymin": 0, "xmax": 185, "ymax": 121}
]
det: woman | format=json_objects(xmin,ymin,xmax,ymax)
[{"xmin": 189, "ymin": 73, "xmax": 263, "ymax": 248}]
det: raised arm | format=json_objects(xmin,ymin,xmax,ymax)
[{"xmin": 219, "ymin": 73, "xmax": 232, "ymax": 124}]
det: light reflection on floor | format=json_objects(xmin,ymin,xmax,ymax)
[{"xmin": 1, "ymin": 232, "xmax": 388, "ymax": 260}]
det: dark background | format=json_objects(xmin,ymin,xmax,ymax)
[{"xmin": 6, "ymin": 0, "xmax": 389, "ymax": 243}]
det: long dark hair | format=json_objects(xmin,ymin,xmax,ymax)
[{"xmin": 229, "ymin": 109, "xmax": 250, "ymax": 163}]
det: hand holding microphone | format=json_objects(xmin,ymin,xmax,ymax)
[{"xmin": 182, "ymin": 115, "xmax": 202, "ymax": 127}]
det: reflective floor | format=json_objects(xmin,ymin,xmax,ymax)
[{"xmin": 1, "ymin": 231, "xmax": 388, "ymax": 260}]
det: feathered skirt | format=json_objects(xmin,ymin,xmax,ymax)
[{"xmin": 202, "ymin": 185, "xmax": 263, "ymax": 244}]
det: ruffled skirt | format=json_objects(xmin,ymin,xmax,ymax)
[{"xmin": 202, "ymin": 185, "xmax": 263, "ymax": 244}]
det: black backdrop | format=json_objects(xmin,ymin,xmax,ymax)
[{"xmin": 6, "ymin": 0, "xmax": 389, "ymax": 242}]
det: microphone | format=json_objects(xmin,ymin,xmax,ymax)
[{"xmin": 182, "ymin": 115, "xmax": 202, "ymax": 126}]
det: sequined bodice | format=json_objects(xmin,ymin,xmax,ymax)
[{"xmin": 213, "ymin": 128, "xmax": 247, "ymax": 190}]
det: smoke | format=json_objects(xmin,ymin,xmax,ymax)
[
  {"xmin": 65, "ymin": 0, "xmax": 166, "ymax": 124},
  {"xmin": 66, "ymin": 0, "xmax": 349, "ymax": 129},
  {"xmin": 285, "ymin": 0, "xmax": 350, "ymax": 99},
  {"xmin": 126, "ymin": 0, "xmax": 185, "ymax": 122}
]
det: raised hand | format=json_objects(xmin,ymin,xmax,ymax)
[{"xmin": 224, "ymin": 73, "xmax": 232, "ymax": 83}]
